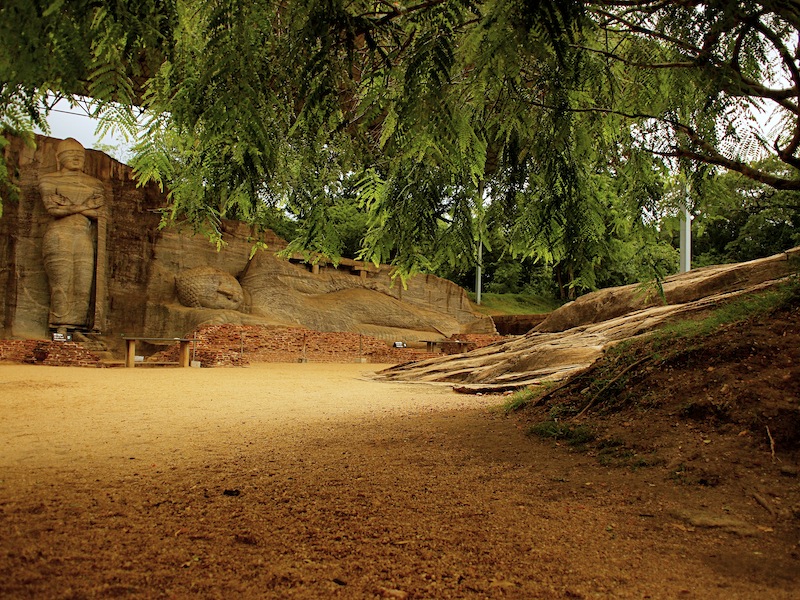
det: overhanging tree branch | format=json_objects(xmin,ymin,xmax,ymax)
[{"xmin": 522, "ymin": 99, "xmax": 800, "ymax": 189}]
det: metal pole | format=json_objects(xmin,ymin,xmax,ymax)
[
  {"xmin": 476, "ymin": 241, "xmax": 483, "ymax": 305},
  {"xmin": 475, "ymin": 180, "xmax": 484, "ymax": 305},
  {"xmin": 679, "ymin": 182, "xmax": 692, "ymax": 273}
]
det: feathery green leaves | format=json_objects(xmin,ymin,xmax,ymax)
[{"xmin": 1, "ymin": 0, "xmax": 797, "ymax": 284}]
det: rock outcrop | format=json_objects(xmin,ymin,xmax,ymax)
[
  {"xmin": 378, "ymin": 248, "xmax": 800, "ymax": 388},
  {"xmin": 534, "ymin": 251, "xmax": 798, "ymax": 333}
]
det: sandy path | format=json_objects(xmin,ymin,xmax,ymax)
[
  {"xmin": 1, "ymin": 364, "xmax": 486, "ymax": 470},
  {"xmin": 0, "ymin": 364, "xmax": 796, "ymax": 599}
]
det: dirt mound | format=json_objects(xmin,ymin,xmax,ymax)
[{"xmin": 508, "ymin": 294, "xmax": 800, "ymax": 529}]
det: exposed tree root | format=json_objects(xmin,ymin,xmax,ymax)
[{"xmin": 573, "ymin": 357, "xmax": 652, "ymax": 420}]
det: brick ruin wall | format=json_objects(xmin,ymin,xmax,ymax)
[
  {"xmin": 0, "ymin": 328, "xmax": 506, "ymax": 368},
  {"xmin": 148, "ymin": 325, "xmax": 441, "ymax": 367},
  {"xmin": 0, "ymin": 340, "xmax": 101, "ymax": 367}
]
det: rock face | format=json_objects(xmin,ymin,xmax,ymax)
[{"xmin": 0, "ymin": 135, "xmax": 494, "ymax": 350}]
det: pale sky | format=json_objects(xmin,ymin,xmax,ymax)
[
  {"xmin": 37, "ymin": 98, "xmax": 134, "ymax": 162},
  {"xmin": 40, "ymin": 93, "xmax": 781, "ymax": 167}
]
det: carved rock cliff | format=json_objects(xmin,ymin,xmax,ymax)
[{"xmin": 0, "ymin": 135, "xmax": 493, "ymax": 352}]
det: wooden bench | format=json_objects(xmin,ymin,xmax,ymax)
[
  {"xmin": 421, "ymin": 339, "xmax": 441, "ymax": 352},
  {"xmin": 420, "ymin": 339, "xmax": 473, "ymax": 354},
  {"xmin": 121, "ymin": 337, "xmax": 194, "ymax": 368}
]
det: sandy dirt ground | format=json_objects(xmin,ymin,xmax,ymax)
[{"xmin": 0, "ymin": 363, "xmax": 797, "ymax": 599}]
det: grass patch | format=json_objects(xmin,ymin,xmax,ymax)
[
  {"xmin": 468, "ymin": 292, "xmax": 561, "ymax": 316},
  {"xmin": 527, "ymin": 420, "xmax": 596, "ymax": 446},
  {"xmin": 655, "ymin": 279, "xmax": 799, "ymax": 341},
  {"xmin": 503, "ymin": 387, "xmax": 541, "ymax": 413}
]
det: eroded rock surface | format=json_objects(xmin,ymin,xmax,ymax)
[{"xmin": 379, "ymin": 249, "xmax": 799, "ymax": 388}]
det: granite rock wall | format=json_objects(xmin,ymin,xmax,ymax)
[{"xmin": 1, "ymin": 135, "xmax": 494, "ymax": 351}]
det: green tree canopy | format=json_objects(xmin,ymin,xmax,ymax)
[
  {"xmin": 1, "ymin": 1, "xmax": 798, "ymax": 280},
  {"xmin": 691, "ymin": 157, "xmax": 800, "ymax": 264}
]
